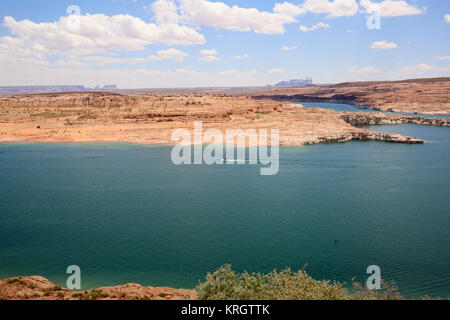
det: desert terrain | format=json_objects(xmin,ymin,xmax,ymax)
[
  {"xmin": 1, "ymin": 90, "xmax": 448, "ymax": 146},
  {"xmin": 252, "ymin": 77, "xmax": 450, "ymax": 115}
]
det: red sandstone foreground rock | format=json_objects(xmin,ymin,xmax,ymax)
[
  {"xmin": 0, "ymin": 276, "xmax": 196, "ymax": 300},
  {"xmin": 0, "ymin": 92, "xmax": 441, "ymax": 145}
]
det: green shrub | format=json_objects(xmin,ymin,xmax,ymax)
[
  {"xmin": 30, "ymin": 112, "xmax": 73, "ymax": 118},
  {"xmin": 7, "ymin": 278, "xmax": 26, "ymax": 285},
  {"xmin": 80, "ymin": 289, "xmax": 109, "ymax": 300},
  {"xmin": 196, "ymin": 265, "xmax": 402, "ymax": 300}
]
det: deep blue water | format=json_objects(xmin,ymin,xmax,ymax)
[
  {"xmin": 0, "ymin": 125, "xmax": 449, "ymax": 299},
  {"xmin": 298, "ymin": 102, "xmax": 450, "ymax": 118}
]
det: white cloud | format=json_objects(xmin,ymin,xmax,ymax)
[
  {"xmin": 299, "ymin": 22, "xmax": 330, "ymax": 32},
  {"xmin": 155, "ymin": 48, "xmax": 189, "ymax": 61},
  {"xmin": 200, "ymin": 49, "xmax": 218, "ymax": 55},
  {"xmin": 281, "ymin": 46, "xmax": 298, "ymax": 50},
  {"xmin": 0, "ymin": 12, "xmax": 204, "ymax": 69},
  {"xmin": 80, "ymin": 48, "xmax": 188, "ymax": 65},
  {"xmin": 401, "ymin": 64, "xmax": 436, "ymax": 76},
  {"xmin": 348, "ymin": 63, "xmax": 449, "ymax": 81},
  {"xmin": 148, "ymin": 1, "xmax": 359, "ymax": 36},
  {"xmin": 217, "ymin": 69, "xmax": 258, "ymax": 77},
  {"xmin": 199, "ymin": 49, "xmax": 220, "ymax": 61},
  {"xmin": 178, "ymin": 0, "xmax": 297, "ymax": 34},
  {"xmin": 360, "ymin": 0, "xmax": 425, "ymax": 17},
  {"xmin": 350, "ymin": 66, "xmax": 382, "ymax": 77},
  {"xmin": 445, "ymin": 14, "xmax": 450, "ymax": 23},
  {"xmin": 199, "ymin": 55, "xmax": 221, "ymax": 62},
  {"xmin": 276, "ymin": 0, "xmax": 423, "ymax": 19},
  {"xmin": 216, "ymin": 68, "xmax": 285, "ymax": 79},
  {"xmin": 0, "ymin": 62, "xmax": 296, "ymax": 88},
  {"xmin": 384, "ymin": 63, "xmax": 450, "ymax": 79},
  {"xmin": 273, "ymin": 0, "xmax": 359, "ymax": 18},
  {"xmin": 152, "ymin": 0, "xmax": 180, "ymax": 24},
  {"xmin": 2, "ymin": 14, "xmax": 204, "ymax": 53},
  {"xmin": 302, "ymin": 0, "xmax": 359, "ymax": 18},
  {"xmin": 233, "ymin": 54, "xmax": 249, "ymax": 59},
  {"xmin": 370, "ymin": 40, "xmax": 398, "ymax": 50},
  {"xmin": 273, "ymin": 2, "xmax": 307, "ymax": 17},
  {"xmin": 54, "ymin": 59, "xmax": 87, "ymax": 68},
  {"xmin": 0, "ymin": 0, "xmax": 442, "ymax": 87},
  {"xmin": 267, "ymin": 68, "xmax": 285, "ymax": 75},
  {"xmin": 436, "ymin": 56, "xmax": 450, "ymax": 61}
]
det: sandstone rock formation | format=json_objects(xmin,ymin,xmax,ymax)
[
  {"xmin": 0, "ymin": 92, "xmax": 431, "ymax": 145},
  {"xmin": 0, "ymin": 276, "xmax": 196, "ymax": 300},
  {"xmin": 340, "ymin": 112, "xmax": 449, "ymax": 127}
]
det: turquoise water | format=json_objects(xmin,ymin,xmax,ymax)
[
  {"xmin": 0, "ymin": 125, "xmax": 449, "ymax": 298},
  {"xmin": 298, "ymin": 102, "xmax": 450, "ymax": 118}
]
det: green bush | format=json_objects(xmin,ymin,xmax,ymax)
[
  {"xmin": 79, "ymin": 289, "xmax": 109, "ymax": 300},
  {"xmin": 30, "ymin": 112, "xmax": 74, "ymax": 118},
  {"xmin": 196, "ymin": 265, "xmax": 402, "ymax": 300}
]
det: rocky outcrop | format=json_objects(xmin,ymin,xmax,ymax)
[
  {"xmin": 0, "ymin": 93, "xmax": 138, "ymax": 109},
  {"xmin": 0, "ymin": 276, "xmax": 196, "ymax": 300},
  {"xmin": 352, "ymin": 131, "xmax": 424, "ymax": 144},
  {"xmin": 340, "ymin": 113, "xmax": 450, "ymax": 127},
  {"xmin": 310, "ymin": 131, "xmax": 424, "ymax": 144}
]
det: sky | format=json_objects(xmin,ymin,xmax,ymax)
[{"xmin": 0, "ymin": 0, "xmax": 449, "ymax": 88}]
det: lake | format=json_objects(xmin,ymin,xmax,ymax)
[{"xmin": 0, "ymin": 123, "xmax": 449, "ymax": 298}]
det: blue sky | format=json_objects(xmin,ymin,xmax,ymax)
[{"xmin": 0, "ymin": 0, "xmax": 449, "ymax": 88}]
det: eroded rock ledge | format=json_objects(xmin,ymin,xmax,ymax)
[
  {"xmin": 0, "ymin": 276, "xmax": 196, "ymax": 300},
  {"xmin": 340, "ymin": 112, "xmax": 450, "ymax": 127},
  {"xmin": 312, "ymin": 131, "xmax": 424, "ymax": 144}
]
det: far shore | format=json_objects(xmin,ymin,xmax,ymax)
[{"xmin": 2, "ymin": 90, "xmax": 448, "ymax": 147}]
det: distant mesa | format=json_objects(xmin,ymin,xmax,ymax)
[
  {"xmin": 0, "ymin": 85, "xmax": 86, "ymax": 95},
  {"xmin": 93, "ymin": 84, "xmax": 118, "ymax": 90},
  {"xmin": 270, "ymin": 78, "xmax": 314, "ymax": 88},
  {"xmin": 0, "ymin": 84, "xmax": 118, "ymax": 95}
]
